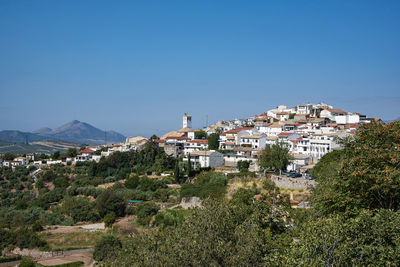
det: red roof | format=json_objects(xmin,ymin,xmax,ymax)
[
  {"xmin": 221, "ymin": 127, "xmax": 253, "ymax": 135},
  {"xmin": 80, "ymin": 148, "xmax": 95, "ymax": 154},
  {"xmin": 187, "ymin": 140, "xmax": 208, "ymax": 144},
  {"xmin": 278, "ymin": 132, "xmax": 293, "ymax": 137},
  {"xmin": 154, "ymin": 139, "xmax": 165, "ymax": 143}
]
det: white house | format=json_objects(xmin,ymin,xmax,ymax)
[
  {"xmin": 258, "ymin": 122, "xmax": 282, "ymax": 136},
  {"xmin": 184, "ymin": 139, "xmax": 208, "ymax": 155},
  {"xmin": 14, "ymin": 157, "xmax": 28, "ymax": 166},
  {"xmin": 292, "ymin": 104, "xmax": 314, "ymax": 115},
  {"xmin": 239, "ymin": 133, "xmax": 266, "ymax": 149},
  {"xmin": 2, "ymin": 160, "xmax": 23, "ymax": 167},
  {"xmin": 185, "ymin": 150, "xmax": 224, "ymax": 168},
  {"xmin": 320, "ymin": 108, "xmax": 359, "ymax": 124},
  {"xmin": 335, "ymin": 114, "xmax": 360, "ymax": 124},
  {"xmin": 219, "ymin": 127, "xmax": 253, "ymax": 150}
]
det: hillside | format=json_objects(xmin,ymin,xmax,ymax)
[{"xmin": 0, "ymin": 130, "xmax": 50, "ymax": 143}]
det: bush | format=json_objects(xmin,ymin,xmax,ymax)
[
  {"xmin": 61, "ymin": 197, "xmax": 100, "ymax": 223},
  {"xmin": 104, "ymin": 212, "xmax": 116, "ymax": 228},
  {"xmin": 19, "ymin": 257, "xmax": 36, "ymax": 267},
  {"xmin": 136, "ymin": 202, "xmax": 159, "ymax": 226},
  {"xmin": 32, "ymin": 221, "xmax": 43, "ymax": 232},
  {"xmin": 155, "ymin": 209, "xmax": 186, "ymax": 227},
  {"xmin": 180, "ymin": 172, "xmax": 227, "ymax": 199},
  {"xmin": 125, "ymin": 174, "xmax": 139, "ymax": 189},
  {"xmin": 0, "ymin": 255, "xmax": 22, "ymax": 263},
  {"xmin": 96, "ymin": 189, "xmax": 126, "ymax": 218},
  {"xmin": 93, "ymin": 235, "xmax": 122, "ymax": 262}
]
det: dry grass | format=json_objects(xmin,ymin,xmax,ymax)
[
  {"xmin": 226, "ymin": 177, "xmax": 266, "ymax": 199},
  {"xmin": 41, "ymin": 231, "xmax": 103, "ymax": 250},
  {"xmin": 226, "ymin": 176, "xmax": 312, "ymax": 203}
]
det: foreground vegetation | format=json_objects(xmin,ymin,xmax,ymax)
[
  {"xmin": 95, "ymin": 122, "xmax": 400, "ymax": 266},
  {"xmin": 1, "ymin": 122, "xmax": 399, "ymax": 266}
]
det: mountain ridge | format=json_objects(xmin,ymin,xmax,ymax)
[{"xmin": 1, "ymin": 120, "xmax": 126, "ymax": 144}]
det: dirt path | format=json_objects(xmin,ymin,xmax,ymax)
[
  {"xmin": 45, "ymin": 223, "xmax": 105, "ymax": 234},
  {"xmin": 37, "ymin": 249, "xmax": 93, "ymax": 266},
  {"xmin": 0, "ymin": 261, "xmax": 20, "ymax": 267}
]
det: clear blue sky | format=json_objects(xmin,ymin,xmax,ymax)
[{"xmin": 1, "ymin": 0, "xmax": 399, "ymax": 137}]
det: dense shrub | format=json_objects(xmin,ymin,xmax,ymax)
[
  {"xmin": 155, "ymin": 209, "xmax": 186, "ymax": 227},
  {"xmin": 93, "ymin": 235, "xmax": 122, "ymax": 262},
  {"xmin": 19, "ymin": 257, "xmax": 36, "ymax": 267},
  {"xmin": 124, "ymin": 174, "xmax": 139, "ymax": 189},
  {"xmin": 136, "ymin": 202, "xmax": 159, "ymax": 226},
  {"xmin": 104, "ymin": 212, "xmax": 116, "ymax": 228},
  {"xmin": 96, "ymin": 189, "xmax": 126, "ymax": 218},
  {"xmin": 180, "ymin": 172, "xmax": 227, "ymax": 199}
]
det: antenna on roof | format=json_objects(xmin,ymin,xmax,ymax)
[{"xmin": 104, "ymin": 131, "xmax": 107, "ymax": 144}]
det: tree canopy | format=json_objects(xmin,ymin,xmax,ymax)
[
  {"xmin": 313, "ymin": 122, "xmax": 400, "ymax": 214},
  {"xmin": 207, "ymin": 133, "xmax": 220, "ymax": 150},
  {"xmin": 258, "ymin": 141, "xmax": 292, "ymax": 173}
]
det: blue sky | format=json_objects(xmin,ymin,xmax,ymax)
[{"xmin": 0, "ymin": 0, "xmax": 399, "ymax": 137}]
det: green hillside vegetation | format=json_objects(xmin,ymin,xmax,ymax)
[
  {"xmin": 1, "ymin": 123, "xmax": 400, "ymax": 266},
  {"xmin": 97, "ymin": 122, "xmax": 400, "ymax": 266}
]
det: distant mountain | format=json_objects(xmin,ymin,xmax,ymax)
[
  {"xmin": 0, "ymin": 130, "xmax": 49, "ymax": 143},
  {"xmin": 33, "ymin": 120, "xmax": 126, "ymax": 144}
]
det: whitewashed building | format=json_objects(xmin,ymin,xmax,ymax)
[
  {"xmin": 239, "ymin": 133, "xmax": 266, "ymax": 149},
  {"xmin": 185, "ymin": 150, "xmax": 224, "ymax": 168},
  {"xmin": 184, "ymin": 139, "xmax": 208, "ymax": 155}
]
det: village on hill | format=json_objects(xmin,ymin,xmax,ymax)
[{"xmin": 1, "ymin": 102, "xmax": 382, "ymax": 176}]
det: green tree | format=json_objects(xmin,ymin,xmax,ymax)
[
  {"xmin": 96, "ymin": 189, "xmax": 126, "ymax": 218},
  {"xmin": 52, "ymin": 151, "xmax": 60, "ymax": 160},
  {"xmin": 125, "ymin": 174, "xmax": 139, "ymax": 189},
  {"xmin": 32, "ymin": 221, "xmax": 43, "ymax": 232},
  {"xmin": 93, "ymin": 235, "xmax": 122, "ymax": 262},
  {"xmin": 66, "ymin": 148, "xmax": 78, "ymax": 158},
  {"xmin": 237, "ymin": 160, "xmax": 250, "ymax": 171},
  {"xmin": 108, "ymin": 194, "xmax": 288, "ymax": 266},
  {"xmin": 195, "ymin": 130, "xmax": 207, "ymax": 139},
  {"xmin": 174, "ymin": 161, "xmax": 181, "ymax": 183},
  {"xmin": 2, "ymin": 153, "xmax": 15, "ymax": 160},
  {"xmin": 269, "ymin": 209, "xmax": 400, "ymax": 266},
  {"xmin": 313, "ymin": 122, "xmax": 400, "ymax": 214},
  {"xmin": 19, "ymin": 257, "xmax": 36, "ymax": 267},
  {"xmin": 207, "ymin": 133, "xmax": 220, "ymax": 150},
  {"xmin": 187, "ymin": 154, "xmax": 192, "ymax": 178},
  {"xmin": 258, "ymin": 142, "xmax": 292, "ymax": 174},
  {"xmin": 136, "ymin": 202, "xmax": 159, "ymax": 226},
  {"xmin": 104, "ymin": 212, "xmax": 116, "ymax": 228},
  {"xmin": 150, "ymin": 134, "xmax": 159, "ymax": 140}
]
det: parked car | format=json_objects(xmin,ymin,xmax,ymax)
[
  {"xmin": 287, "ymin": 171, "xmax": 302, "ymax": 178},
  {"xmin": 305, "ymin": 175, "xmax": 314, "ymax": 180}
]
